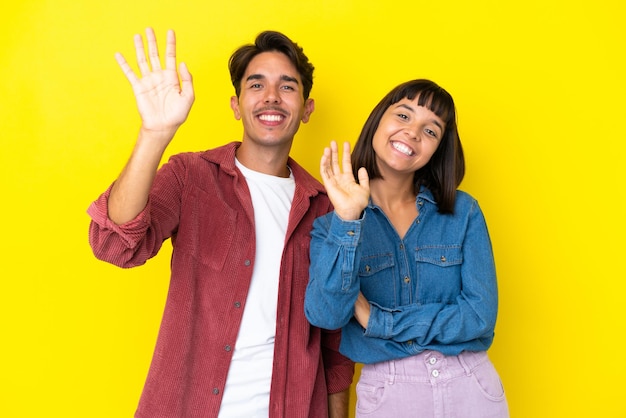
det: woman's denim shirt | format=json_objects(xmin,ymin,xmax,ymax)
[{"xmin": 304, "ymin": 187, "xmax": 498, "ymax": 364}]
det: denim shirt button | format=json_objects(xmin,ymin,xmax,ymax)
[
  {"xmin": 347, "ymin": 230, "xmax": 355, "ymax": 236},
  {"xmin": 440, "ymin": 256, "xmax": 447, "ymax": 262},
  {"xmin": 404, "ymin": 276, "xmax": 410, "ymax": 283}
]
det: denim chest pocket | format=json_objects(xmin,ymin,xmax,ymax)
[
  {"xmin": 416, "ymin": 246, "xmax": 463, "ymax": 265},
  {"xmin": 358, "ymin": 254, "xmax": 396, "ymax": 306},
  {"xmin": 415, "ymin": 246, "xmax": 463, "ymax": 302},
  {"xmin": 359, "ymin": 254, "xmax": 395, "ymax": 276}
]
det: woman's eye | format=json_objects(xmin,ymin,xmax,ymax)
[
  {"xmin": 398, "ymin": 113, "xmax": 409, "ymax": 120},
  {"xmin": 425, "ymin": 129, "xmax": 439, "ymax": 138}
]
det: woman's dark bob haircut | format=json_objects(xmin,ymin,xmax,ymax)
[
  {"xmin": 351, "ymin": 79, "xmax": 465, "ymax": 214},
  {"xmin": 228, "ymin": 31, "xmax": 315, "ymax": 100}
]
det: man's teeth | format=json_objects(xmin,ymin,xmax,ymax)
[
  {"xmin": 392, "ymin": 142, "xmax": 414, "ymax": 156},
  {"xmin": 259, "ymin": 114, "xmax": 284, "ymax": 122}
]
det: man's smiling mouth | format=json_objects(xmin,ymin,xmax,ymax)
[{"xmin": 258, "ymin": 114, "xmax": 285, "ymax": 122}]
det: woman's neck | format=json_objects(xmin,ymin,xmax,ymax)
[
  {"xmin": 370, "ymin": 178, "xmax": 418, "ymax": 240},
  {"xmin": 370, "ymin": 177, "xmax": 416, "ymax": 209}
]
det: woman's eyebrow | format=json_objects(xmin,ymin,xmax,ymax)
[
  {"xmin": 397, "ymin": 103, "xmax": 414, "ymax": 113},
  {"xmin": 396, "ymin": 103, "xmax": 444, "ymax": 130}
]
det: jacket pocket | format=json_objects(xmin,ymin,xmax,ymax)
[{"xmin": 177, "ymin": 185, "xmax": 237, "ymax": 271}]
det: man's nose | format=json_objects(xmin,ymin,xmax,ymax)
[{"xmin": 264, "ymin": 86, "xmax": 281, "ymax": 103}]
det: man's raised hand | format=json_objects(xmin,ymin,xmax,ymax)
[{"xmin": 115, "ymin": 28, "xmax": 195, "ymax": 139}]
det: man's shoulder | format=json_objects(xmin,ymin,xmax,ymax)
[{"xmin": 167, "ymin": 142, "xmax": 239, "ymax": 171}]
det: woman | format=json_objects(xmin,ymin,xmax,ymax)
[{"xmin": 305, "ymin": 79, "xmax": 509, "ymax": 417}]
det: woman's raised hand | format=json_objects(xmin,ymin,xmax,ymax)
[{"xmin": 320, "ymin": 141, "xmax": 370, "ymax": 221}]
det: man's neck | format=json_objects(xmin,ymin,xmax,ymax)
[{"xmin": 236, "ymin": 141, "xmax": 291, "ymax": 178}]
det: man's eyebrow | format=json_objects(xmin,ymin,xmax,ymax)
[
  {"xmin": 246, "ymin": 74, "xmax": 266, "ymax": 82},
  {"xmin": 245, "ymin": 74, "xmax": 299, "ymax": 84},
  {"xmin": 397, "ymin": 103, "xmax": 444, "ymax": 130},
  {"xmin": 281, "ymin": 75, "xmax": 299, "ymax": 84}
]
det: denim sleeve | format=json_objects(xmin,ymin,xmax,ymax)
[
  {"xmin": 304, "ymin": 212, "xmax": 364, "ymax": 331},
  {"xmin": 364, "ymin": 201, "xmax": 498, "ymax": 348}
]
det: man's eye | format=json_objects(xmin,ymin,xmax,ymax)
[
  {"xmin": 251, "ymin": 83, "xmax": 262, "ymax": 88},
  {"xmin": 281, "ymin": 85, "xmax": 295, "ymax": 91}
]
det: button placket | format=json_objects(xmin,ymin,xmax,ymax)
[
  {"xmin": 426, "ymin": 354, "xmax": 443, "ymax": 381},
  {"xmin": 397, "ymin": 238, "xmax": 412, "ymax": 305}
]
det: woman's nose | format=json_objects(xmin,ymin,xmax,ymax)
[{"xmin": 404, "ymin": 124, "xmax": 419, "ymax": 140}]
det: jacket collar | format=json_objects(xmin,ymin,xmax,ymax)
[{"xmin": 200, "ymin": 141, "xmax": 326, "ymax": 197}]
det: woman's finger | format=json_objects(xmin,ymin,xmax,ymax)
[
  {"xmin": 320, "ymin": 146, "xmax": 331, "ymax": 181},
  {"xmin": 329, "ymin": 140, "xmax": 340, "ymax": 177},
  {"xmin": 341, "ymin": 141, "xmax": 352, "ymax": 174}
]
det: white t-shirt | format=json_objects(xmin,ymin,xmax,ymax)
[{"xmin": 218, "ymin": 160, "xmax": 295, "ymax": 418}]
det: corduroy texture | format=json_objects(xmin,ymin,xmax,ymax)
[{"xmin": 87, "ymin": 142, "xmax": 354, "ymax": 418}]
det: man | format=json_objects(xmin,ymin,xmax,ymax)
[{"xmin": 88, "ymin": 28, "xmax": 353, "ymax": 417}]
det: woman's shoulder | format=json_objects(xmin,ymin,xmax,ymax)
[
  {"xmin": 453, "ymin": 189, "xmax": 487, "ymax": 218},
  {"xmin": 455, "ymin": 189, "xmax": 477, "ymax": 204}
]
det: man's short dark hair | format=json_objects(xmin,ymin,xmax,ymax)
[{"xmin": 228, "ymin": 31, "xmax": 315, "ymax": 100}]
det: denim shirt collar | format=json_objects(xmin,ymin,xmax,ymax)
[{"xmin": 417, "ymin": 186, "xmax": 437, "ymax": 205}]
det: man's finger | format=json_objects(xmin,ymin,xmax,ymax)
[{"xmin": 145, "ymin": 27, "xmax": 162, "ymax": 71}]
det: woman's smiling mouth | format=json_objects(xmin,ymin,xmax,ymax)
[{"xmin": 391, "ymin": 141, "xmax": 415, "ymax": 156}]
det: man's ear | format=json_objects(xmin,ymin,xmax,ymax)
[
  {"xmin": 301, "ymin": 98, "xmax": 315, "ymax": 123},
  {"xmin": 230, "ymin": 96, "xmax": 241, "ymax": 120}
]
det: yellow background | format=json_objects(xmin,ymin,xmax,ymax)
[{"xmin": 1, "ymin": 0, "xmax": 624, "ymax": 417}]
